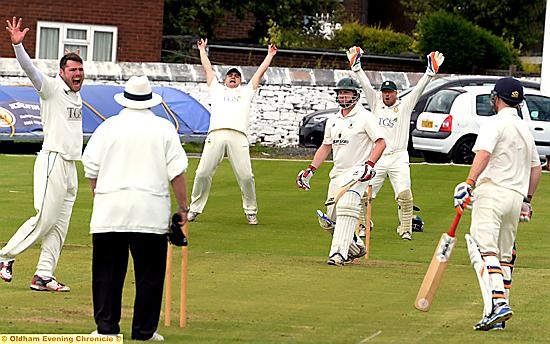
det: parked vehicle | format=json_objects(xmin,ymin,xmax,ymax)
[
  {"xmin": 298, "ymin": 75, "xmax": 540, "ymax": 156},
  {"xmin": 412, "ymin": 84, "xmax": 550, "ymax": 164}
]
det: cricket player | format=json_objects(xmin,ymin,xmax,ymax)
[
  {"xmin": 346, "ymin": 47, "xmax": 444, "ymax": 240},
  {"xmin": 0, "ymin": 17, "xmax": 84, "ymax": 291},
  {"xmin": 296, "ymin": 77, "xmax": 386, "ymax": 266},
  {"xmin": 454, "ymin": 77, "xmax": 542, "ymax": 331},
  {"xmin": 187, "ymin": 38, "xmax": 277, "ymax": 225}
]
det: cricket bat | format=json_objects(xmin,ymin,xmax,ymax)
[
  {"xmin": 414, "ymin": 211, "xmax": 463, "ymax": 311},
  {"xmin": 325, "ymin": 178, "xmax": 360, "ymax": 206}
]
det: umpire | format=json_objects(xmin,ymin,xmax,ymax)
[{"xmin": 82, "ymin": 76, "xmax": 189, "ymax": 341}]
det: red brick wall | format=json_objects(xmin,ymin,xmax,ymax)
[{"xmin": 0, "ymin": 0, "xmax": 164, "ymax": 62}]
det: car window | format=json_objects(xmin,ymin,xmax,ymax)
[
  {"xmin": 476, "ymin": 94, "xmax": 495, "ymax": 117},
  {"xmin": 425, "ymin": 89, "xmax": 461, "ymax": 113},
  {"xmin": 525, "ymin": 94, "xmax": 550, "ymax": 122}
]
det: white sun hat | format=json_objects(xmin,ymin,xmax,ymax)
[{"xmin": 114, "ymin": 76, "xmax": 162, "ymax": 109}]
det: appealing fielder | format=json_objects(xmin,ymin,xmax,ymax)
[
  {"xmin": 0, "ymin": 17, "xmax": 84, "ymax": 291},
  {"xmin": 454, "ymin": 77, "xmax": 542, "ymax": 331},
  {"xmin": 296, "ymin": 77, "xmax": 386, "ymax": 266},
  {"xmin": 83, "ymin": 76, "xmax": 189, "ymax": 341},
  {"xmin": 188, "ymin": 38, "xmax": 277, "ymax": 225},
  {"xmin": 346, "ymin": 47, "xmax": 444, "ymax": 240}
]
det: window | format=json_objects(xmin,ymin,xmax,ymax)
[
  {"xmin": 475, "ymin": 94, "xmax": 495, "ymax": 117},
  {"xmin": 525, "ymin": 94, "xmax": 550, "ymax": 122},
  {"xmin": 36, "ymin": 21, "xmax": 117, "ymax": 62},
  {"xmin": 425, "ymin": 89, "xmax": 461, "ymax": 113}
]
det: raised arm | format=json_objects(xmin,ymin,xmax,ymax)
[
  {"xmin": 197, "ymin": 38, "xmax": 215, "ymax": 86},
  {"xmin": 249, "ymin": 44, "xmax": 277, "ymax": 90},
  {"xmin": 6, "ymin": 17, "xmax": 43, "ymax": 90},
  {"xmin": 346, "ymin": 47, "xmax": 377, "ymax": 107}
]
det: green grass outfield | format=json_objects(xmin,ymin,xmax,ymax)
[{"xmin": 1, "ymin": 153, "xmax": 549, "ymax": 343}]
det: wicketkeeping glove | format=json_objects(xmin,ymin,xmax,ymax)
[
  {"xmin": 426, "ymin": 51, "xmax": 445, "ymax": 76},
  {"xmin": 296, "ymin": 165, "xmax": 316, "ymax": 190},
  {"xmin": 168, "ymin": 213, "xmax": 188, "ymax": 246},
  {"xmin": 352, "ymin": 160, "xmax": 376, "ymax": 182},
  {"xmin": 453, "ymin": 180, "xmax": 474, "ymax": 214},
  {"xmin": 346, "ymin": 46, "xmax": 364, "ymax": 72},
  {"xmin": 519, "ymin": 201, "xmax": 532, "ymax": 222}
]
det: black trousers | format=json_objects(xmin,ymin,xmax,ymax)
[{"xmin": 92, "ymin": 232, "xmax": 167, "ymax": 340}]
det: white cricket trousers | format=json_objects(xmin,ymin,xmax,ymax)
[
  {"xmin": 189, "ymin": 129, "xmax": 257, "ymax": 214},
  {"xmin": 0, "ymin": 151, "xmax": 78, "ymax": 278},
  {"xmin": 370, "ymin": 150, "xmax": 411, "ymax": 199},
  {"xmin": 470, "ymin": 181, "xmax": 522, "ymax": 262}
]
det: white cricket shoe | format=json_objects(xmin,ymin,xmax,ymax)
[
  {"xmin": 246, "ymin": 214, "xmax": 258, "ymax": 225},
  {"xmin": 187, "ymin": 211, "xmax": 200, "ymax": 222},
  {"xmin": 30, "ymin": 275, "xmax": 70, "ymax": 292},
  {"xmin": 401, "ymin": 232, "xmax": 412, "ymax": 241},
  {"xmin": 90, "ymin": 331, "xmax": 119, "ymax": 338},
  {"xmin": 327, "ymin": 253, "xmax": 345, "ymax": 266},
  {"xmin": 0, "ymin": 259, "xmax": 14, "ymax": 282},
  {"xmin": 147, "ymin": 332, "xmax": 164, "ymax": 341}
]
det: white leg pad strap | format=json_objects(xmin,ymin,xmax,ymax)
[
  {"xmin": 465, "ymin": 234, "xmax": 493, "ymax": 316},
  {"xmin": 397, "ymin": 189, "xmax": 413, "ymax": 235}
]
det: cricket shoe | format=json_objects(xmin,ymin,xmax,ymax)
[
  {"xmin": 90, "ymin": 331, "xmax": 119, "ymax": 338},
  {"xmin": 346, "ymin": 245, "xmax": 366, "ymax": 263},
  {"xmin": 246, "ymin": 214, "xmax": 258, "ymax": 225},
  {"xmin": 358, "ymin": 220, "xmax": 374, "ymax": 237},
  {"xmin": 0, "ymin": 259, "xmax": 14, "ymax": 282},
  {"xmin": 30, "ymin": 275, "xmax": 70, "ymax": 292},
  {"xmin": 187, "ymin": 211, "xmax": 200, "ymax": 222},
  {"xmin": 489, "ymin": 322, "xmax": 505, "ymax": 331},
  {"xmin": 146, "ymin": 332, "xmax": 165, "ymax": 341},
  {"xmin": 473, "ymin": 303, "xmax": 513, "ymax": 331},
  {"xmin": 316, "ymin": 209, "xmax": 335, "ymax": 233},
  {"xmin": 327, "ymin": 253, "xmax": 345, "ymax": 266},
  {"xmin": 401, "ymin": 232, "xmax": 412, "ymax": 241}
]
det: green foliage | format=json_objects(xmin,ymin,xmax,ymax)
[
  {"xmin": 400, "ymin": 0, "xmax": 545, "ymax": 53},
  {"xmin": 333, "ymin": 23, "xmax": 414, "ymax": 55},
  {"xmin": 416, "ymin": 11, "xmax": 520, "ymax": 74}
]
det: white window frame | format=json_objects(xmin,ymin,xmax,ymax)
[{"xmin": 36, "ymin": 21, "xmax": 118, "ymax": 62}]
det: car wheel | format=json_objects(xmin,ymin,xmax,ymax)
[
  {"xmin": 421, "ymin": 151, "xmax": 451, "ymax": 163},
  {"xmin": 451, "ymin": 136, "xmax": 476, "ymax": 164}
]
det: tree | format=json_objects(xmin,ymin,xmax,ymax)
[
  {"xmin": 400, "ymin": 0, "xmax": 546, "ymax": 53},
  {"xmin": 163, "ymin": 0, "xmax": 343, "ymax": 43}
]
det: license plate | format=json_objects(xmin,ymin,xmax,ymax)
[{"xmin": 421, "ymin": 119, "xmax": 433, "ymax": 128}]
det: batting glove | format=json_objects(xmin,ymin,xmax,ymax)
[
  {"xmin": 296, "ymin": 165, "xmax": 316, "ymax": 190},
  {"xmin": 346, "ymin": 46, "xmax": 364, "ymax": 72},
  {"xmin": 519, "ymin": 200, "xmax": 532, "ymax": 222},
  {"xmin": 426, "ymin": 51, "xmax": 445, "ymax": 76},
  {"xmin": 352, "ymin": 160, "xmax": 376, "ymax": 182},
  {"xmin": 453, "ymin": 180, "xmax": 474, "ymax": 214}
]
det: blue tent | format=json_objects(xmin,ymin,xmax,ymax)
[{"xmin": 0, "ymin": 84, "xmax": 210, "ymax": 140}]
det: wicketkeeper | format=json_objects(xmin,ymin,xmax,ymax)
[
  {"xmin": 346, "ymin": 46, "xmax": 444, "ymax": 240},
  {"xmin": 296, "ymin": 77, "xmax": 386, "ymax": 266}
]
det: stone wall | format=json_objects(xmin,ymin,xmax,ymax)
[{"xmin": 0, "ymin": 58, "xmax": 507, "ymax": 147}]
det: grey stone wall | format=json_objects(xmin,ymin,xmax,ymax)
[{"xmin": 3, "ymin": 59, "xmax": 535, "ymax": 147}]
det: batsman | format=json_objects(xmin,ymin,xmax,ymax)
[
  {"xmin": 296, "ymin": 77, "xmax": 386, "ymax": 266},
  {"xmin": 454, "ymin": 78, "xmax": 542, "ymax": 331}
]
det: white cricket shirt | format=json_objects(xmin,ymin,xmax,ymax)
[
  {"xmin": 207, "ymin": 82, "xmax": 256, "ymax": 135},
  {"xmin": 473, "ymin": 107, "xmax": 540, "ymax": 196},
  {"xmin": 323, "ymin": 105, "xmax": 385, "ymax": 179},
  {"xmin": 39, "ymin": 75, "xmax": 83, "ymax": 160}
]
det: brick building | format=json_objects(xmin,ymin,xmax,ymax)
[{"xmin": 0, "ymin": 0, "xmax": 164, "ymax": 63}]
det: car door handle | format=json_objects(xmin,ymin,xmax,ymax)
[{"xmin": 534, "ymin": 127, "xmax": 544, "ymax": 131}]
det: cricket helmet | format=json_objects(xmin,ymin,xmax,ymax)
[
  {"xmin": 412, "ymin": 215, "xmax": 424, "ymax": 232},
  {"xmin": 334, "ymin": 77, "xmax": 360, "ymax": 109}
]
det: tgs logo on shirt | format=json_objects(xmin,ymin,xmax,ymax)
[
  {"xmin": 378, "ymin": 117, "xmax": 398, "ymax": 128},
  {"xmin": 67, "ymin": 107, "xmax": 82, "ymax": 120}
]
